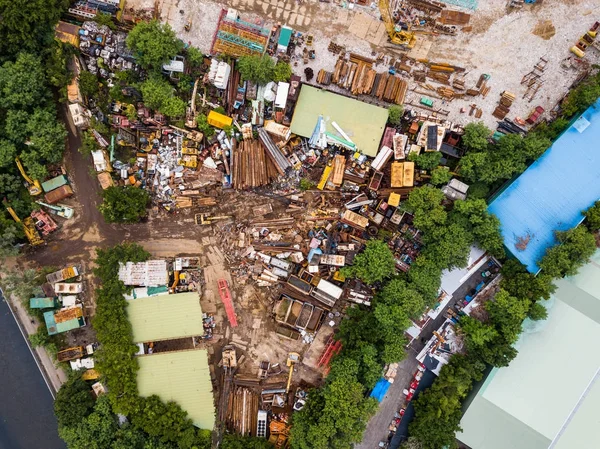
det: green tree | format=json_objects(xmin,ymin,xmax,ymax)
[
  {"xmin": 222, "ymin": 434, "xmax": 274, "ymax": 449},
  {"xmin": 561, "ymin": 72, "xmax": 600, "ymax": 117},
  {"xmin": 94, "ymin": 12, "xmax": 116, "ymax": 30},
  {"xmin": 584, "ymin": 200, "xmax": 600, "ymax": 230},
  {"xmin": 79, "ymin": 71, "xmax": 99, "ymax": 98},
  {"xmin": 422, "ymin": 222, "xmax": 472, "ymax": 269},
  {"xmin": 430, "ymin": 167, "xmax": 452, "ymax": 186},
  {"xmin": 272, "ymin": 61, "xmax": 292, "ymax": 82},
  {"xmin": 407, "ymin": 256, "xmax": 442, "ymax": 305},
  {"xmin": 126, "ymin": 20, "xmax": 183, "ymax": 69},
  {"xmin": 458, "ymin": 316, "xmax": 497, "ymax": 349},
  {"xmin": 340, "ymin": 239, "xmax": 396, "ymax": 285},
  {"xmin": 405, "ymin": 185, "xmax": 447, "ymax": 234},
  {"xmin": 54, "ymin": 375, "xmax": 95, "ymax": 428},
  {"xmin": 528, "ymin": 301, "xmax": 548, "ymax": 321},
  {"xmin": 538, "ymin": 226, "xmax": 596, "ymax": 278},
  {"xmin": 186, "ymin": 46, "xmax": 204, "ymax": 69},
  {"xmin": 410, "ymin": 355, "xmax": 485, "ymax": 449},
  {"xmin": 387, "ymin": 105, "xmax": 404, "ymax": 125},
  {"xmin": 380, "ymin": 279, "xmax": 425, "ymax": 319},
  {"xmin": 140, "ymin": 76, "xmax": 185, "ymax": 117},
  {"xmin": 4, "ymin": 109, "xmax": 30, "ymax": 143},
  {"xmin": 237, "ymin": 55, "xmax": 275, "ymax": 85},
  {"xmin": 466, "ymin": 181, "xmax": 489, "ymax": 200},
  {"xmin": 408, "ymin": 151, "xmax": 442, "ymax": 171},
  {"xmin": 196, "ymin": 113, "xmax": 215, "ymax": 138},
  {"xmin": 452, "ymin": 199, "xmax": 505, "ymax": 258},
  {"xmin": 25, "ymin": 107, "xmax": 67, "ymax": 163},
  {"xmin": 290, "ymin": 359, "xmax": 378, "ymax": 449},
  {"xmin": 99, "ymin": 186, "xmax": 150, "ymax": 224},
  {"xmin": 486, "ymin": 289, "xmax": 529, "ymax": 343},
  {"xmin": 0, "ymin": 0, "xmax": 68, "ymax": 56},
  {"xmin": 0, "ymin": 140, "xmax": 17, "ymax": 168},
  {"xmin": 500, "ymin": 259, "xmax": 555, "ymax": 301},
  {"xmin": 461, "ymin": 122, "xmax": 490, "ymax": 151},
  {"xmin": 0, "ymin": 53, "xmax": 49, "ymax": 110}
]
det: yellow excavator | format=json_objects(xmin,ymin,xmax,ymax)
[
  {"xmin": 379, "ymin": 0, "xmax": 417, "ymax": 48},
  {"xmin": 5, "ymin": 206, "xmax": 44, "ymax": 246},
  {"xmin": 15, "ymin": 157, "xmax": 42, "ymax": 196}
]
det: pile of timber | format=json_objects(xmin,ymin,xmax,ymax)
[
  {"xmin": 224, "ymin": 386, "xmax": 259, "ymax": 436},
  {"xmin": 373, "ymin": 74, "xmax": 408, "ymax": 104},
  {"xmin": 493, "ymin": 91, "xmax": 516, "ymax": 119},
  {"xmin": 249, "ymin": 217, "xmax": 295, "ymax": 229},
  {"xmin": 257, "ymin": 128, "xmax": 292, "ymax": 175},
  {"xmin": 317, "ymin": 69, "xmax": 332, "ymax": 85},
  {"xmin": 232, "ymin": 139, "xmax": 278, "ymax": 189}
]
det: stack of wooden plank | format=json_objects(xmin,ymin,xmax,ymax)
[
  {"xmin": 493, "ymin": 91, "xmax": 516, "ymax": 119},
  {"xmin": 232, "ymin": 139, "xmax": 277, "ymax": 189},
  {"xmin": 317, "ymin": 69, "xmax": 332, "ymax": 85},
  {"xmin": 375, "ymin": 74, "xmax": 408, "ymax": 104},
  {"xmin": 224, "ymin": 386, "xmax": 259, "ymax": 436}
]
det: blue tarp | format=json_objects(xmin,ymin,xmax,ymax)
[
  {"xmin": 370, "ymin": 378, "xmax": 391, "ymax": 403},
  {"xmin": 488, "ymin": 99, "xmax": 600, "ymax": 273}
]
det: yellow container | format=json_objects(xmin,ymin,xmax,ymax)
[
  {"xmin": 207, "ymin": 110, "xmax": 233, "ymax": 129},
  {"xmin": 570, "ymin": 46, "xmax": 585, "ymax": 58}
]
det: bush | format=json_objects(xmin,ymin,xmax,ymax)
[
  {"xmin": 340, "ymin": 239, "xmax": 396, "ymax": 285},
  {"xmin": 388, "ymin": 105, "xmax": 404, "ymax": 125},
  {"xmin": 299, "ymin": 178, "xmax": 315, "ymax": 191},
  {"xmin": 99, "ymin": 186, "xmax": 149, "ymax": 224}
]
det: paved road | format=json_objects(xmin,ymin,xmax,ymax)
[
  {"xmin": 0, "ymin": 293, "xmax": 65, "ymax": 449},
  {"xmin": 356, "ymin": 356, "xmax": 419, "ymax": 449}
]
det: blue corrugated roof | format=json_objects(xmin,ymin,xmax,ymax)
[{"xmin": 489, "ymin": 99, "xmax": 600, "ymax": 273}]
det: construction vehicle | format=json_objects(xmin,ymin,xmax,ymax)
[
  {"xmin": 5, "ymin": 206, "xmax": 44, "ymax": 246},
  {"xmin": 286, "ymin": 352, "xmax": 301, "ymax": 393},
  {"xmin": 15, "ymin": 158, "xmax": 42, "ymax": 196},
  {"xmin": 36, "ymin": 201, "xmax": 74, "ymax": 219},
  {"xmin": 195, "ymin": 213, "xmax": 232, "ymax": 225},
  {"xmin": 30, "ymin": 209, "xmax": 57, "ymax": 236},
  {"xmin": 186, "ymin": 78, "xmax": 200, "ymax": 128},
  {"xmin": 379, "ymin": 0, "xmax": 416, "ymax": 48},
  {"xmin": 57, "ymin": 346, "xmax": 85, "ymax": 362}
]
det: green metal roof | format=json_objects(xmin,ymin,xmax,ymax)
[
  {"xmin": 30, "ymin": 297, "xmax": 58, "ymax": 309},
  {"xmin": 41, "ymin": 175, "xmax": 68, "ymax": 193},
  {"xmin": 126, "ymin": 292, "xmax": 204, "ymax": 343},
  {"xmin": 290, "ymin": 85, "xmax": 389, "ymax": 157},
  {"xmin": 44, "ymin": 311, "xmax": 84, "ymax": 335},
  {"xmin": 458, "ymin": 249, "xmax": 600, "ymax": 449},
  {"xmin": 137, "ymin": 350, "xmax": 215, "ymax": 430},
  {"xmin": 278, "ymin": 27, "xmax": 293, "ymax": 47}
]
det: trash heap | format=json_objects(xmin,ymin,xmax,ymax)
[{"xmin": 78, "ymin": 21, "xmax": 137, "ymax": 78}]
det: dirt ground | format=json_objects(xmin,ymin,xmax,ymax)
[{"xmin": 126, "ymin": 0, "xmax": 600, "ymax": 129}]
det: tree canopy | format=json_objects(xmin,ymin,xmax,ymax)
[
  {"xmin": 0, "ymin": 0, "xmax": 68, "ymax": 57},
  {"xmin": 408, "ymin": 151, "xmax": 442, "ymax": 171},
  {"xmin": 461, "ymin": 122, "xmax": 490, "ymax": 151},
  {"xmin": 237, "ymin": 55, "xmax": 277, "ymax": 85},
  {"xmin": 100, "ymin": 186, "xmax": 150, "ymax": 224},
  {"xmin": 126, "ymin": 20, "xmax": 183, "ymax": 69},
  {"xmin": 538, "ymin": 226, "xmax": 596, "ymax": 278},
  {"xmin": 272, "ymin": 61, "xmax": 292, "ymax": 82},
  {"xmin": 584, "ymin": 200, "xmax": 600, "ymax": 231},
  {"xmin": 388, "ymin": 105, "xmax": 404, "ymax": 125},
  {"xmin": 340, "ymin": 239, "xmax": 396, "ymax": 285},
  {"xmin": 140, "ymin": 76, "xmax": 186, "ymax": 117}
]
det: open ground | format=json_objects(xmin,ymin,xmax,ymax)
[{"xmin": 126, "ymin": 0, "xmax": 600, "ymax": 129}]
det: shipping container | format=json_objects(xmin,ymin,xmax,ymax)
[
  {"xmin": 207, "ymin": 110, "xmax": 233, "ymax": 129},
  {"xmin": 42, "ymin": 175, "xmax": 69, "ymax": 193},
  {"xmin": 44, "ymin": 185, "xmax": 73, "ymax": 204},
  {"xmin": 47, "ymin": 266, "xmax": 79, "ymax": 284}
]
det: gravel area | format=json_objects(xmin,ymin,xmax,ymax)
[{"xmin": 125, "ymin": 0, "xmax": 600, "ymax": 128}]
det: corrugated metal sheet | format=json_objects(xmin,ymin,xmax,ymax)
[
  {"xmin": 137, "ymin": 350, "xmax": 215, "ymax": 430},
  {"xmin": 118, "ymin": 260, "xmax": 168, "ymax": 287},
  {"xmin": 489, "ymin": 98, "xmax": 600, "ymax": 273},
  {"xmin": 290, "ymin": 85, "xmax": 388, "ymax": 157},
  {"xmin": 127, "ymin": 292, "xmax": 204, "ymax": 343},
  {"xmin": 41, "ymin": 175, "xmax": 68, "ymax": 193}
]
